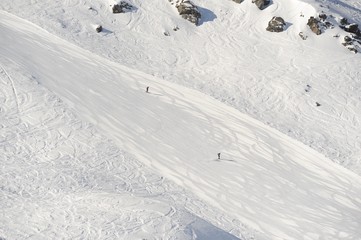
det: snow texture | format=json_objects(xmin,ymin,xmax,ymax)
[{"xmin": 1, "ymin": 0, "xmax": 361, "ymax": 239}]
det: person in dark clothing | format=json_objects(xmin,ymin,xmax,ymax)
[
  {"xmin": 146, "ymin": 86, "xmax": 149, "ymax": 93},
  {"xmin": 217, "ymin": 152, "xmax": 221, "ymax": 160}
]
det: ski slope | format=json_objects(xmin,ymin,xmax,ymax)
[
  {"xmin": 1, "ymin": 0, "xmax": 361, "ymax": 174},
  {"xmin": 1, "ymin": 10, "xmax": 361, "ymax": 240}
]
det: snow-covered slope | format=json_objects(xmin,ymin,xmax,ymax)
[
  {"xmin": 1, "ymin": 9, "xmax": 361, "ymax": 240},
  {"xmin": 1, "ymin": 0, "xmax": 361, "ymax": 174}
]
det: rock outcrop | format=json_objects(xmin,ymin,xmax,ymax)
[
  {"xmin": 307, "ymin": 17, "xmax": 322, "ymax": 35},
  {"xmin": 342, "ymin": 35, "xmax": 361, "ymax": 53},
  {"xmin": 95, "ymin": 25, "xmax": 102, "ymax": 33},
  {"xmin": 307, "ymin": 14, "xmax": 334, "ymax": 35},
  {"xmin": 176, "ymin": 0, "xmax": 201, "ymax": 25},
  {"xmin": 340, "ymin": 17, "xmax": 348, "ymax": 26},
  {"xmin": 343, "ymin": 23, "xmax": 361, "ymax": 36},
  {"xmin": 111, "ymin": 1, "xmax": 133, "ymax": 13},
  {"xmin": 299, "ymin": 32, "xmax": 307, "ymax": 40},
  {"xmin": 232, "ymin": 0, "xmax": 244, "ymax": 3},
  {"xmin": 266, "ymin": 17, "xmax": 286, "ymax": 32},
  {"xmin": 339, "ymin": 18, "xmax": 361, "ymax": 53},
  {"xmin": 252, "ymin": 0, "xmax": 270, "ymax": 10}
]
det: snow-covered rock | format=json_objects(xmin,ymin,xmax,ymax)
[
  {"xmin": 266, "ymin": 17, "xmax": 286, "ymax": 32},
  {"xmin": 307, "ymin": 16, "xmax": 322, "ymax": 35},
  {"xmin": 176, "ymin": 0, "xmax": 201, "ymax": 25},
  {"xmin": 252, "ymin": 0, "xmax": 270, "ymax": 10},
  {"xmin": 110, "ymin": 1, "xmax": 133, "ymax": 13}
]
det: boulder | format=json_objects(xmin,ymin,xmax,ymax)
[
  {"xmin": 299, "ymin": 32, "xmax": 307, "ymax": 40},
  {"xmin": 95, "ymin": 25, "xmax": 102, "ymax": 33},
  {"xmin": 344, "ymin": 23, "xmax": 361, "ymax": 36},
  {"xmin": 319, "ymin": 13, "xmax": 327, "ymax": 21},
  {"xmin": 176, "ymin": 0, "xmax": 201, "ymax": 25},
  {"xmin": 307, "ymin": 17, "xmax": 322, "ymax": 35},
  {"xmin": 252, "ymin": 0, "xmax": 270, "ymax": 10},
  {"xmin": 343, "ymin": 36, "xmax": 353, "ymax": 44},
  {"xmin": 232, "ymin": 0, "xmax": 244, "ymax": 3},
  {"xmin": 111, "ymin": 1, "xmax": 133, "ymax": 13},
  {"xmin": 342, "ymin": 35, "xmax": 360, "ymax": 53},
  {"xmin": 340, "ymin": 17, "xmax": 348, "ymax": 26},
  {"xmin": 266, "ymin": 17, "xmax": 286, "ymax": 32}
]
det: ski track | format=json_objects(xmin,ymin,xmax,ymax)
[
  {"xmin": 0, "ymin": 62, "xmax": 257, "ymax": 239},
  {"xmin": 1, "ymin": 0, "xmax": 361, "ymax": 239}
]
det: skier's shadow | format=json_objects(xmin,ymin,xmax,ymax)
[
  {"xmin": 214, "ymin": 158, "xmax": 236, "ymax": 163},
  {"xmin": 147, "ymin": 92, "xmax": 162, "ymax": 96}
]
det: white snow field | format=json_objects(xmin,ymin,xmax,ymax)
[
  {"xmin": 1, "ymin": 0, "xmax": 361, "ymax": 174},
  {"xmin": 1, "ymin": 7, "xmax": 361, "ymax": 240}
]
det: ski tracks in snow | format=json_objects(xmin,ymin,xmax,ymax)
[{"xmin": 0, "ymin": 64, "xmax": 256, "ymax": 239}]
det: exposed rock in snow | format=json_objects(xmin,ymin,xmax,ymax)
[
  {"xmin": 307, "ymin": 17, "xmax": 322, "ymax": 35},
  {"xmin": 319, "ymin": 13, "xmax": 327, "ymax": 21},
  {"xmin": 339, "ymin": 20, "xmax": 361, "ymax": 53},
  {"xmin": 342, "ymin": 35, "xmax": 360, "ymax": 53},
  {"xmin": 252, "ymin": 0, "xmax": 270, "ymax": 10},
  {"xmin": 266, "ymin": 17, "xmax": 286, "ymax": 32},
  {"xmin": 232, "ymin": 0, "xmax": 244, "ymax": 3},
  {"xmin": 111, "ymin": 1, "xmax": 133, "ymax": 13},
  {"xmin": 307, "ymin": 13, "xmax": 335, "ymax": 36},
  {"xmin": 299, "ymin": 32, "xmax": 308, "ymax": 40},
  {"xmin": 339, "ymin": 17, "xmax": 349, "ymax": 26},
  {"xmin": 176, "ymin": 0, "xmax": 201, "ymax": 25},
  {"xmin": 343, "ymin": 23, "xmax": 361, "ymax": 35},
  {"xmin": 95, "ymin": 25, "xmax": 102, "ymax": 33}
]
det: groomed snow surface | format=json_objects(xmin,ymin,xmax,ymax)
[{"xmin": 1, "ymin": 0, "xmax": 361, "ymax": 239}]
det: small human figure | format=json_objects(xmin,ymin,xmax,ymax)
[
  {"xmin": 217, "ymin": 152, "xmax": 221, "ymax": 160},
  {"xmin": 305, "ymin": 84, "xmax": 311, "ymax": 92},
  {"xmin": 146, "ymin": 86, "xmax": 149, "ymax": 93}
]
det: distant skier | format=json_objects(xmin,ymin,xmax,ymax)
[
  {"xmin": 217, "ymin": 152, "xmax": 221, "ymax": 160},
  {"xmin": 146, "ymin": 86, "xmax": 149, "ymax": 93}
]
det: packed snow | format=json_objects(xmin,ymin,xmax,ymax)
[{"xmin": 1, "ymin": 0, "xmax": 361, "ymax": 239}]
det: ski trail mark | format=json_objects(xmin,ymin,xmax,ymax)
[{"xmin": 0, "ymin": 64, "xmax": 19, "ymax": 113}]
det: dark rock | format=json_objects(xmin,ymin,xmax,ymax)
[
  {"xmin": 95, "ymin": 25, "xmax": 102, "ymax": 33},
  {"xmin": 344, "ymin": 23, "xmax": 361, "ymax": 36},
  {"xmin": 252, "ymin": 0, "xmax": 270, "ymax": 10},
  {"xmin": 340, "ymin": 17, "xmax": 348, "ymax": 25},
  {"xmin": 342, "ymin": 35, "xmax": 360, "ymax": 53},
  {"xmin": 164, "ymin": 31, "xmax": 170, "ymax": 36},
  {"xmin": 316, "ymin": 102, "xmax": 321, "ymax": 107},
  {"xmin": 176, "ymin": 0, "xmax": 201, "ymax": 25},
  {"xmin": 324, "ymin": 21, "xmax": 334, "ymax": 29},
  {"xmin": 173, "ymin": 26, "xmax": 180, "ymax": 31},
  {"xmin": 307, "ymin": 17, "xmax": 322, "ymax": 35},
  {"xmin": 266, "ymin": 17, "xmax": 286, "ymax": 32},
  {"xmin": 299, "ymin": 32, "xmax": 307, "ymax": 40},
  {"xmin": 319, "ymin": 13, "xmax": 327, "ymax": 21},
  {"xmin": 344, "ymin": 36, "xmax": 352, "ymax": 43},
  {"xmin": 112, "ymin": 1, "xmax": 133, "ymax": 13},
  {"xmin": 347, "ymin": 47, "xmax": 358, "ymax": 53},
  {"xmin": 232, "ymin": 0, "xmax": 244, "ymax": 3}
]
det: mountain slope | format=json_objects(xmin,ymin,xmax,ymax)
[
  {"xmin": 1, "ymin": 0, "xmax": 361, "ymax": 174},
  {"xmin": 1, "ymin": 10, "xmax": 361, "ymax": 240}
]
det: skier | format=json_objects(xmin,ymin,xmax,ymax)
[
  {"xmin": 217, "ymin": 152, "xmax": 221, "ymax": 160},
  {"xmin": 146, "ymin": 86, "xmax": 149, "ymax": 93}
]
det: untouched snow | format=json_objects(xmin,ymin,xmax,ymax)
[
  {"xmin": 1, "ymin": 0, "xmax": 361, "ymax": 175},
  {"xmin": 1, "ymin": 9, "xmax": 361, "ymax": 240}
]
